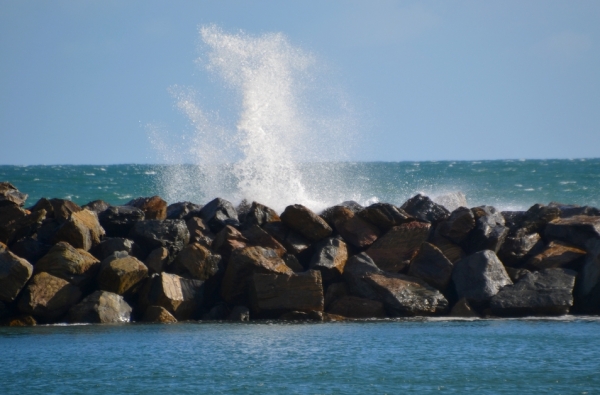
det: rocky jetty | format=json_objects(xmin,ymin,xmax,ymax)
[{"xmin": 2, "ymin": 181, "xmax": 600, "ymax": 325}]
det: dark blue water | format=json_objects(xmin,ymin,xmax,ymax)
[{"xmin": 1, "ymin": 318, "xmax": 599, "ymax": 394}]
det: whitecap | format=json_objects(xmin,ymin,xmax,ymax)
[
  {"xmin": 559, "ymin": 181, "xmax": 576, "ymax": 185},
  {"xmin": 144, "ymin": 171, "xmax": 157, "ymax": 175},
  {"xmin": 524, "ymin": 188, "xmax": 535, "ymax": 191}
]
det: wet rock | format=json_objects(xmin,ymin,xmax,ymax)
[
  {"xmin": 328, "ymin": 206, "xmax": 380, "ymax": 248},
  {"xmin": 250, "ymin": 270, "xmax": 324, "ymax": 315},
  {"xmin": 327, "ymin": 295, "xmax": 386, "ymax": 318},
  {"xmin": 545, "ymin": 215, "xmax": 600, "ymax": 249},
  {"xmin": 437, "ymin": 207, "xmax": 475, "ymax": 245},
  {"xmin": 97, "ymin": 252, "xmax": 148, "ymax": 295},
  {"xmin": 54, "ymin": 209, "xmax": 105, "ymax": 251},
  {"xmin": 243, "ymin": 201, "xmax": 281, "ymax": 228},
  {"xmin": 449, "ymin": 298, "xmax": 479, "ymax": 318},
  {"xmin": 126, "ymin": 196, "xmax": 167, "ymax": 220},
  {"xmin": 452, "ymin": 250, "xmax": 512, "ymax": 307},
  {"xmin": 401, "ymin": 194, "xmax": 450, "ymax": 224},
  {"xmin": 139, "ymin": 272, "xmax": 204, "ymax": 320},
  {"xmin": 172, "ymin": 243, "xmax": 223, "ymax": 281},
  {"xmin": 358, "ymin": 203, "xmax": 412, "ymax": 232},
  {"xmin": 144, "ymin": 247, "xmax": 170, "ymax": 274},
  {"xmin": 227, "ymin": 306, "xmax": 250, "ymax": 322},
  {"xmin": 0, "ymin": 243, "xmax": 34, "ymax": 302},
  {"xmin": 526, "ymin": 241, "xmax": 586, "ymax": 270},
  {"xmin": 263, "ymin": 222, "xmax": 310, "ymax": 254},
  {"xmin": 408, "ymin": 242, "xmax": 454, "ymax": 291},
  {"xmin": 142, "ymin": 305, "xmax": 177, "ymax": 323},
  {"xmin": 324, "ymin": 282, "xmax": 348, "ymax": 308},
  {"xmin": 99, "ymin": 205, "xmax": 145, "ymax": 238},
  {"xmin": 35, "ymin": 242, "xmax": 100, "ymax": 287},
  {"xmin": 17, "ymin": 272, "xmax": 82, "ymax": 321},
  {"xmin": 221, "ymin": 246, "xmax": 292, "ymax": 305},
  {"xmin": 199, "ymin": 198, "xmax": 240, "ymax": 233},
  {"xmin": 342, "ymin": 252, "xmax": 383, "ymax": 301},
  {"xmin": 186, "ymin": 216, "xmax": 215, "ymax": 247},
  {"xmin": 433, "ymin": 191, "xmax": 468, "ymax": 213},
  {"xmin": 166, "ymin": 201, "xmax": 203, "ymax": 220},
  {"xmin": 280, "ymin": 204, "xmax": 332, "ymax": 242},
  {"xmin": 242, "ymin": 225, "xmax": 286, "ymax": 257},
  {"xmin": 366, "ymin": 222, "xmax": 431, "ymax": 272},
  {"xmin": 502, "ymin": 211, "xmax": 527, "ymax": 235},
  {"xmin": 92, "ymin": 237, "xmax": 142, "ymax": 261},
  {"xmin": 128, "ymin": 219, "xmax": 190, "ymax": 256},
  {"xmin": 490, "ymin": 268, "xmax": 577, "ymax": 316},
  {"xmin": 212, "ymin": 225, "xmax": 248, "ymax": 260},
  {"xmin": 464, "ymin": 206, "xmax": 508, "ymax": 254},
  {"xmin": 68, "ymin": 290, "xmax": 132, "ymax": 324},
  {"xmin": 0, "ymin": 182, "xmax": 27, "ymax": 207},
  {"xmin": 82, "ymin": 200, "xmax": 110, "ymax": 214},
  {"xmin": 309, "ymin": 237, "xmax": 348, "ymax": 282},
  {"xmin": 497, "ymin": 231, "xmax": 543, "ymax": 268}
]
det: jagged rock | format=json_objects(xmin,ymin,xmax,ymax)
[
  {"xmin": 437, "ymin": 207, "xmax": 475, "ymax": 245},
  {"xmin": 35, "ymin": 242, "xmax": 100, "ymax": 287},
  {"xmin": 283, "ymin": 254, "xmax": 304, "ymax": 272},
  {"xmin": 0, "ymin": 205, "xmax": 27, "ymax": 243},
  {"xmin": 186, "ymin": 216, "xmax": 214, "ymax": 247},
  {"xmin": 128, "ymin": 219, "xmax": 190, "ymax": 256},
  {"xmin": 464, "ymin": 206, "xmax": 508, "ymax": 254},
  {"xmin": 227, "ymin": 306, "xmax": 250, "ymax": 321},
  {"xmin": 357, "ymin": 203, "xmax": 412, "ymax": 232},
  {"xmin": 17, "ymin": 272, "xmax": 82, "ymax": 321},
  {"xmin": 449, "ymin": 297, "xmax": 479, "ymax": 318},
  {"xmin": 280, "ymin": 204, "xmax": 332, "ymax": 242},
  {"xmin": 327, "ymin": 295, "xmax": 386, "ymax": 318},
  {"xmin": 452, "ymin": 250, "xmax": 512, "ymax": 307},
  {"xmin": 324, "ymin": 282, "xmax": 348, "ymax": 308},
  {"xmin": 545, "ymin": 215, "xmax": 600, "ymax": 249},
  {"xmin": 502, "ymin": 211, "xmax": 527, "ymax": 234},
  {"xmin": 166, "ymin": 201, "xmax": 203, "ymax": 220},
  {"xmin": 126, "ymin": 196, "xmax": 167, "ymax": 220},
  {"xmin": 92, "ymin": 237, "xmax": 142, "ymax": 261},
  {"xmin": 142, "ymin": 305, "xmax": 177, "ymax": 323},
  {"xmin": 99, "ymin": 205, "xmax": 145, "ymax": 238},
  {"xmin": 401, "ymin": 194, "xmax": 450, "ymax": 224},
  {"xmin": 0, "ymin": 182, "xmax": 27, "ymax": 207},
  {"xmin": 321, "ymin": 201, "xmax": 364, "ymax": 223},
  {"xmin": 54, "ymin": 209, "xmax": 105, "ymax": 251},
  {"xmin": 327, "ymin": 206, "xmax": 380, "ymax": 248},
  {"xmin": 522, "ymin": 204, "xmax": 561, "ymax": 234},
  {"xmin": 408, "ymin": 242, "xmax": 454, "ymax": 291},
  {"xmin": 139, "ymin": 272, "xmax": 204, "ymax": 320},
  {"xmin": 263, "ymin": 222, "xmax": 310, "ymax": 254},
  {"xmin": 497, "ymin": 231, "xmax": 543, "ymax": 267},
  {"xmin": 366, "ymin": 222, "xmax": 431, "ymax": 272},
  {"xmin": 68, "ymin": 290, "xmax": 132, "ymax": 323},
  {"xmin": 9, "ymin": 238, "xmax": 52, "ymax": 265},
  {"xmin": 46, "ymin": 198, "xmax": 83, "ymax": 221},
  {"xmin": 172, "ymin": 243, "xmax": 223, "ymax": 281},
  {"xmin": 236, "ymin": 199, "xmax": 252, "ymax": 224},
  {"xmin": 490, "ymin": 268, "xmax": 577, "ymax": 316},
  {"xmin": 548, "ymin": 202, "xmax": 600, "ymax": 218},
  {"xmin": 308, "ymin": 237, "xmax": 348, "ymax": 282},
  {"xmin": 250, "ymin": 270, "xmax": 324, "ymax": 315},
  {"xmin": 144, "ymin": 247, "xmax": 170, "ymax": 274},
  {"xmin": 526, "ymin": 241, "xmax": 586, "ymax": 270},
  {"xmin": 433, "ymin": 191, "xmax": 468, "ymax": 212},
  {"xmin": 199, "ymin": 198, "xmax": 240, "ymax": 233},
  {"xmin": 212, "ymin": 225, "xmax": 248, "ymax": 260},
  {"xmin": 4, "ymin": 208, "xmax": 46, "ymax": 245},
  {"xmin": 97, "ymin": 252, "xmax": 148, "ymax": 295},
  {"xmin": 575, "ymin": 239, "xmax": 600, "ymax": 313},
  {"xmin": 242, "ymin": 225, "xmax": 286, "ymax": 257},
  {"xmin": 0, "ymin": 243, "xmax": 34, "ymax": 302},
  {"xmin": 505, "ymin": 267, "xmax": 531, "ymax": 283},
  {"xmin": 82, "ymin": 200, "xmax": 110, "ymax": 214},
  {"xmin": 362, "ymin": 272, "xmax": 448, "ymax": 316},
  {"xmin": 342, "ymin": 252, "xmax": 383, "ymax": 301},
  {"xmin": 429, "ymin": 230, "xmax": 466, "ymax": 264},
  {"xmin": 221, "ymin": 246, "xmax": 292, "ymax": 305},
  {"xmin": 6, "ymin": 315, "xmax": 37, "ymax": 326},
  {"xmin": 243, "ymin": 202, "xmax": 281, "ymax": 228}
]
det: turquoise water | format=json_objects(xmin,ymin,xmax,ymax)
[{"xmin": 1, "ymin": 318, "xmax": 599, "ymax": 394}]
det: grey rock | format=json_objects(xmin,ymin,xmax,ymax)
[
  {"xmin": 69, "ymin": 290, "xmax": 132, "ymax": 324},
  {"xmin": 401, "ymin": 194, "xmax": 450, "ymax": 224},
  {"xmin": 199, "ymin": 198, "xmax": 239, "ymax": 233}
]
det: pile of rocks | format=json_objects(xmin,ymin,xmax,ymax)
[{"xmin": 1, "ymin": 181, "xmax": 599, "ymax": 326}]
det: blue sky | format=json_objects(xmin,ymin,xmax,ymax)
[{"xmin": 1, "ymin": 1, "xmax": 599, "ymax": 164}]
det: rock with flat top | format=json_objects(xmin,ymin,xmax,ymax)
[
  {"xmin": 35, "ymin": 241, "xmax": 100, "ymax": 287},
  {"xmin": 68, "ymin": 290, "xmax": 132, "ymax": 323},
  {"xmin": 526, "ymin": 241, "xmax": 586, "ymax": 270},
  {"xmin": 366, "ymin": 222, "xmax": 431, "ymax": 272},
  {"xmin": 545, "ymin": 215, "xmax": 600, "ymax": 249},
  {"xmin": 99, "ymin": 205, "xmax": 145, "ymax": 238},
  {"xmin": 97, "ymin": 252, "xmax": 148, "ymax": 295},
  {"xmin": 358, "ymin": 203, "xmax": 412, "ymax": 232},
  {"xmin": 139, "ymin": 272, "xmax": 204, "ymax": 320},
  {"xmin": 280, "ymin": 204, "xmax": 332, "ymax": 242},
  {"xmin": 0, "ymin": 243, "xmax": 34, "ymax": 302},
  {"xmin": 126, "ymin": 196, "xmax": 167, "ymax": 220},
  {"xmin": 309, "ymin": 237, "xmax": 348, "ymax": 282},
  {"xmin": 18, "ymin": 272, "xmax": 82, "ymax": 321}
]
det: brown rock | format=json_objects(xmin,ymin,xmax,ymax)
[
  {"xmin": 17, "ymin": 272, "xmax": 82, "ymax": 321},
  {"xmin": 330, "ymin": 206, "xmax": 380, "ymax": 248},
  {"xmin": 327, "ymin": 295, "xmax": 386, "ymax": 318},
  {"xmin": 366, "ymin": 222, "xmax": 431, "ymax": 272},
  {"xmin": 408, "ymin": 242, "xmax": 454, "ymax": 291},
  {"xmin": 449, "ymin": 297, "xmax": 479, "ymax": 318},
  {"xmin": 526, "ymin": 241, "xmax": 586, "ymax": 270},
  {"xmin": 47, "ymin": 198, "xmax": 83, "ymax": 221},
  {"xmin": 54, "ymin": 209, "xmax": 105, "ymax": 251},
  {"xmin": 139, "ymin": 272, "xmax": 204, "ymax": 320},
  {"xmin": 126, "ymin": 196, "xmax": 167, "ymax": 220},
  {"xmin": 429, "ymin": 230, "xmax": 466, "ymax": 263},
  {"xmin": 212, "ymin": 225, "xmax": 248, "ymax": 260},
  {"xmin": 358, "ymin": 203, "xmax": 412, "ymax": 231},
  {"xmin": 0, "ymin": 205, "xmax": 27, "ymax": 243},
  {"xmin": 309, "ymin": 237, "xmax": 348, "ymax": 282},
  {"xmin": 0, "ymin": 182, "xmax": 27, "ymax": 207},
  {"xmin": 242, "ymin": 225, "xmax": 287, "ymax": 257},
  {"xmin": 4, "ymin": 208, "xmax": 46, "ymax": 245},
  {"xmin": 0, "ymin": 243, "xmax": 34, "ymax": 302},
  {"xmin": 172, "ymin": 243, "xmax": 223, "ymax": 281},
  {"xmin": 324, "ymin": 282, "xmax": 348, "ymax": 308},
  {"xmin": 6, "ymin": 315, "xmax": 37, "ymax": 326},
  {"xmin": 97, "ymin": 252, "xmax": 148, "ymax": 295},
  {"xmin": 68, "ymin": 290, "xmax": 132, "ymax": 323},
  {"xmin": 144, "ymin": 247, "xmax": 170, "ymax": 274},
  {"xmin": 142, "ymin": 305, "xmax": 177, "ymax": 323},
  {"xmin": 283, "ymin": 253, "xmax": 304, "ymax": 272},
  {"xmin": 263, "ymin": 222, "xmax": 310, "ymax": 254},
  {"xmin": 186, "ymin": 216, "xmax": 215, "ymax": 247},
  {"xmin": 280, "ymin": 204, "xmax": 332, "ymax": 242},
  {"xmin": 35, "ymin": 241, "xmax": 100, "ymax": 287},
  {"xmin": 82, "ymin": 200, "xmax": 110, "ymax": 214},
  {"xmin": 545, "ymin": 215, "xmax": 600, "ymax": 249},
  {"xmin": 243, "ymin": 201, "xmax": 281, "ymax": 228}
]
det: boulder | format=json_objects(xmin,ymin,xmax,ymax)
[
  {"xmin": 521, "ymin": 204, "xmax": 561, "ymax": 234},
  {"xmin": 0, "ymin": 182, "xmax": 27, "ymax": 207},
  {"xmin": 357, "ymin": 203, "xmax": 412, "ymax": 232},
  {"xmin": 221, "ymin": 246, "xmax": 292, "ymax": 305},
  {"xmin": 437, "ymin": 207, "xmax": 475, "ymax": 245},
  {"xmin": 428, "ymin": 231, "xmax": 466, "ymax": 264},
  {"xmin": 0, "ymin": 205, "xmax": 27, "ymax": 243},
  {"xmin": 320, "ymin": 201, "xmax": 363, "ymax": 224},
  {"xmin": 99, "ymin": 205, "xmax": 145, "ymax": 238},
  {"xmin": 497, "ymin": 231, "xmax": 543, "ymax": 268},
  {"xmin": 342, "ymin": 252, "xmax": 383, "ymax": 301},
  {"xmin": 328, "ymin": 206, "xmax": 380, "ymax": 248},
  {"xmin": 171, "ymin": 243, "xmax": 223, "ymax": 281},
  {"xmin": 366, "ymin": 222, "xmax": 431, "ymax": 272},
  {"xmin": 449, "ymin": 298, "xmax": 479, "ymax": 318},
  {"xmin": 3, "ymin": 208, "xmax": 46, "ymax": 245},
  {"xmin": 433, "ymin": 191, "xmax": 468, "ymax": 212},
  {"xmin": 201, "ymin": 303, "xmax": 229, "ymax": 320},
  {"xmin": 526, "ymin": 241, "xmax": 586, "ymax": 270},
  {"xmin": 548, "ymin": 202, "xmax": 600, "ymax": 218},
  {"xmin": 82, "ymin": 200, "xmax": 110, "ymax": 214},
  {"xmin": 283, "ymin": 254, "xmax": 304, "ymax": 272},
  {"xmin": 139, "ymin": 272, "xmax": 204, "ymax": 320},
  {"xmin": 17, "ymin": 272, "xmax": 82, "ymax": 321},
  {"xmin": 452, "ymin": 250, "xmax": 512, "ymax": 307},
  {"xmin": 54, "ymin": 209, "xmax": 105, "ymax": 251},
  {"xmin": 490, "ymin": 268, "xmax": 577, "ymax": 316},
  {"xmin": 243, "ymin": 201, "xmax": 281, "ymax": 228},
  {"xmin": 46, "ymin": 198, "xmax": 83, "ymax": 221},
  {"xmin": 242, "ymin": 225, "xmax": 286, "ymax": 257},
  {"xmin": 545, "ymin": 215, "xmax": 600, "ymax": 249},
  {"xmin": 401, "ymin": 194, "xmax": 450, "ymax": 224},
  {"xmin": 142, "ymin": 305, "xmax": 177, "ymax": 323},
  {"xmin": 308, "ymin": 237, "xmax": 348, "ymax": 282},
  {"xmin": 186, "ymin": 216, "xmax": 215, "ymax": 247},
  {"xmin": 0, "ymin": 243, "xmax": 34, "ymax": 302},
  {"xmin": 408, "ymin": 242, "xmax": 454, "ymax": 291},
  {"xmin": 68, "ymin": 290, "xmax": 132, "ymax": 323},
  {"xmin": 92, "ymin": 237, "xmax": 142, "ymax": 261},
  {"xmin": 280, "ymin": 204, "xmax": 332, "ymax": 242},
  {"xmin": 166, "ymin": 201, "xmax": 203, "ymax": 220},
  {"xmin": 144, "ymin": 247, "xmax": 170, "ymax": 274},
  {"xmin": 212, "ymin": 225, "xmax": 248, "ymax": 260},
  {"xmin": 575, "ymin": 239, "xmax": 600, "ymax": 313},
  {"xmin": 250, "ymin": 270, "xmax": 324, "ymax": 315},
  {"xmin": 128, "ymin": 219, "xmax": 190, "ymax": 256},
  {"xmin": 227, "ymin": 306, "xmax": 250, "ymax": 322},
  {"xmin": 199, "ymin": 198, "xmax": 240, "ymax": 233},
  {"xmin": 324, "ymin": 282, "xmax": 348, "ymax": 309},
  {"xmin": 464, "ymin": 206, "xmax": 508, "ymax": 254},
  {"xmin": 126, "ymin": 196, "xmax": 167, "ymax": 220},
  {"xmin": 263, "ymin": 222, "xmax": 310, "ymax": 254},
  {"xmin": 35, "ymin": 242, "xmax": 100, "ymax": 287},
  {"xmin": 505, "ymin": 267, "xmax": 531, "ymax": 283},
  {"xmin": 327, "ymin": 295, "xmax": 386, "ymax": 318},
  {"xmin": 9, "ymin": 237, "xmax": 52, "ymax": 265},
  {"xmin": 97, "ymin": 252, "xmax": 148, "ymax": 295}
]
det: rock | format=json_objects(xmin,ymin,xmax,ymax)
[
  {"xmin": 429, "ymin": 230, "xmax": 466, "ymax": 264},
  {"xmin": 35, "ymin": 218, "xmax": 62, "ymax": 245},
  {"xmin": 548, "ymin": 202, "xmax": 600, "ymax": 218},
  {"xmin": 433, "ymin": 191, "xmax": 468, "ymax": 212},
  {"xmin": 236, "ymin": 199, "xmax": 252, "ymax": 224},
  {"xmin": 6, "ymin": 315, "xmax": 37, "ymax": 326},
  {"xmin": 99, "ymin": 205, "xmax": 145, "ymax": 238},
  {"xmin": 449, "ymin": 298, "xmax": 479, "ymax": 318},
  {"xmin": 227, "ymin": 306, "xmax": 250, "ymax": 321},
  {"xmin": 82, "ymin": 200, "xmax": 110, "ymax": 214},
  {"xmin": 17, "ymin": 272, "xmax": 82, "ymax": 321},
  {"xmin": 526, "ymin": 241, "xmax": 586, "ymax": 270},
  {"xmin": 327, "ymin": 295, "xmax": 386, "ymax": 318},
  {"xmin": 250, "ymin": 270, "xmax": 324, "ymax": 315},
  {"xmin": 437, "ymin": 207, "xmax": 475, "ymax": 245},
  {"xmin": 362, "ymin": 272, "xmax": 449, "ymax": 316},
  {"xmin": 342, "ymin": 252, "xmax": 383, "ymax": 301},
  {"xmin": 279, "ymin": 310, "xmax": 325, "ymax": 321},
  {"xmin": 497, "ymin": 231, "xmax": 543, "ymax": 268},
  {"xmin": 166, "ymin": 201, "xmax": 203, "ymax": 220},
  {"xmin": 243, "ymin": 201, "xmax": 281, "ymax": 228},
  {"xmin": 263, "ymin": 222, "xmax": 310, "ymax": 254},
  {"xmin": 452, "ymin": 250, "xmax": 512, "ymax": 307},
  {"xmin": 545, "ymin": 215, "xmax": 600, "ymax": 249},
  {"xmin": 401, "ymin": 194, "xmax": 450, "ymax": 224},
  {"xmin": 366, "ymin": 222, "xmax": 431, "ymax": 272},
  {"xmin": 324, "ymin": 282, "xmax": 348, "ymax": 308},
  {"xmin": 68, "ymin": 290, "xmax": 132, "ymax": 323},
  {"xmin": 321, "ymin": 201, "xmax": 364, "ymax": 224},
  {"xmin": 186, "ymin": 216, "xmax": 215, "ymax": 247},
  {"xmin": 4, "ymin": 208, "xmax": 46, "ymax": 245},
  {"xmin": 309, "ymin": 237, "xmax": 348, "ymax": 282},
  {"xmin": 0, "ymin": 182, "xmax": 27, "ymax": 207},
  {"xmin": 172, "ymin": 243, "xmax": 223, "ymax": 281},
  {"xmin": 505, "ymin": 267, "xmax": 531, "ymax": 283},
  {"xmin": 0, "ymin": 301, "xmax": 9, "ymax": 321},
  {"xmin": 408, "ymin": 242, "xmax": 454, "ymax": 291},
  {"xmin": 0, "ymin": 243, "xmax": 34, "ymax": 302},
  {"xmin": 574, "ymin": 239, "xmax": 600, "ymax": 313},
  {"xmin": 144, "ymin": 247, "xmax": 170, "ymax": 274},
  {"xmin": 46, "ymin": 198, "xmax": 83, "ymax": 221},
  {"xmin": 490, "ymin": 268, "xmax": 577, "ymax": 316},
  {"xmin": 280, "ymin": 204, "xmax": 332, "ymax": 242},
  {"xmin": 34, "ymin": 242, "xmax": 100, "ymax": 287},
  {"xmin": 54, "ymin": 209, "xmax": 105, "ymax": 251},
  {"xmin": 328, "ymin": 206, "xmax": 380, "ymax": 248},
  {"xmin": 502, "ymin": 211, "xmax": 527, "ymax": 235},
  {"xmin": 97, "ymin": 252, "xmax": 148, "ymax": 295},
  {"xmin": 142, "ymin": 305, "xmax": 177, "ymax": 323},
  {"xmin": 9, "ymin": 237, "xmax": 52, "ymax": 265},
  {"xmin": 126, "ymin": 196, "xmax": 167, "ymax": 220},
  {"xmin": 201, "ymin": 303, "xmax": 229, "ymax": 320},
  {"xmin": 241, "ymin": 225, "xmax": 286, "ymax": 257},
  {"xmin": 522, "ymin": 204, "xmax": 561, "ymax": 234},
  {"xmin": 139, "ymin": 272, "xmax": 204, "ymax": 320},
  {"xmin": 283, "ymin": 254, "xmax": 304, "ymax": 272},
  {"xmin": 221, "ymin": 246, "xmax": 292, "ymax": 305},
  {"xmin": 199, "ymin": 198, "xmax": 240, "ymax": 233},
  {"xmin": 128, "ymin": 219, "xmax": 190, "ymax": 256},
  {"xmin": 0, "ymin": 205, "xmax": 27, "ymax": 243},
  {"xmin": 92, "ymin": 237, "xmax": 142, "ymax": 261},
  {"xmin": 212, "ymin": 225, "xmax": 248, "ymax": 260},
  {"xmin": 357, "ymin": 203, "xmax": 412, "ymax": 232},
  {"xmin": 464, "ymin": 206, "xmax": 508, "ymax": 254}
]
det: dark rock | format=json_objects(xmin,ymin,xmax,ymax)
[
  {"xmin": 92, "ymin": 237, "xmax": 142, "ymax": 261},
  {"xmin": 128, "ymin": 219, "xmax": 190, "ymax": 257},
  {"xmin": 68, "ymin": 290, "xmax": 132, "ymax": 323},
  {"xmin": 464, "ymin": 206, "xmax": 508, "ymax": 254},
  {"xmin": 4, "ymin": 209, "xmax": 46, "ymax": 245},
  {"xmin": 171, "ymin": 243, "xmax": 223, "ymax": 281},
  {"xmin": 212, "ymin": 225, "xmax": 248, "ymax": 260},
  {"xmin": 437, "ymin": 207, "xmax": 475, "ymax": 245},
  {"xmin": 328, "ymin": 206, "xmax": 380, "ymax": 248},
  {"xmin": 449, "ymin": 297, "xmax": 479, "ymax": 318},
  {"xmin": 357, "ymin": 203, "xmax": 412, "ymax": 232},
  {"xmin": 502, "ymin": 211, "xmax": 527, "ymax": 235},
  {"xmin": 97, "ymin": 252, "xmax": 148, "ymax": 295},
  {"xmin": 497, "ymin": 231, "xmax": 543, "ymax": 267},
  {"xmin": 342, "ymin": 252, "xmax": 383, "ymax": 301},
  {"xmin": 242, "ymin": 225, "xmax": 286, "ymax": 257},
  {"xmin": 490, "ymin": 268, "xmax": 577, "ymax": 316},
  {"xmin": 126, "ymin": 196, "xmax": 167, "ymax": 220},
  {"xmin": 263, "ymin": 222, "xmax": 310, "ymax": 254},
  {"xmin": 452, "ymin": 250, "xmax": 512, "ymax": 307},
  {"xmin": 199, "ymin": 198, "xmax": 239, "ymax": 233},
  {"xmin": 429, "ymin": 230, "xmax": 466, "ymax": 264},
  {"xmin": 526, "ymin": 241, "xmax": 586, "ymax": 271},
  {"xmin": 280, "ymin": 204, "xmax": 332, "ymax": 242},
  {"xmin": 227, "ymin": 305, "xmax": 250, "ymax": 322},
  {"xmin": 82, "ymin": 200, "xmax": 110, "ymax": 214},
  {"xmin": 408, "ymin": 242, "xmax": 454, "ymax": 291},
  {"xmin": 522, "ymin": 204, "xmax": 561, "ymax": 234},
  {"xmin": 99, "ymin": 205, "xmax": 145, "ymax": 238},
  {"xmin": 545, "ymin": 215, "xmax": 600, "ymax": 249},
  {"xmin": 5, "ymin": 315, "xmax": 37, "ymax": 326},
  {"xmin": 324, "ymin": 282, "xmax": 348, "ymax": 308},
  {"xmin": 236, "ymin": 199, "xmax": 252, "ymax": 224},
  {"xmin": 167, "ymin": 201, "xmax": 203, "ymax": 220},
  {"xmin": 575, "ymin": 239, "xmax": 600, "ymax": 313},
  {"xmin": 54, "ymin": 209, "xmax": 105, "ymax": 251},
  {"xmin": 0, "ymin": 243, "xmax": 34, "ymax": 302},
  {"xmin": 201, "ymin": 303, "xmax": 229, "ymax": 320},
  {"xmin": 47, "ymin": 198, "xmax": 83, "ymax": 221},
  {"xmin": 142, "ymin": 305, "xmax": 177, "ymax": 323},
  {"xmin": 35, "ymin": 218, "xmax": 62, "ymax": 245},
  {"xmin": 309, "ymin": 237, "xmax": 348, "ymax": 282},
  {"xmin": 9, "ymin": 238, "xmax": 52, "ymax": 265},
  {"xmin": 144, "ymin": 247, "xmax": 170, "ymax": 274},
  {"xmin": 139, "ymin": 272, "xmax": 204, "ymax": 320},
  {"xmin": 17, "ymin": 272, "xmax": 82, "ymax": 321},
  {"xmin": 321, "ymin": 201, "xmax": 364, "ymax": 224},
  {"xmin": 400, "ymin": 194, "xmax": 450, "ymax": 224},
  {"xmin": 548, "ymin": 202, "xmax": 600, "ymax": 218},
  {"xmin": 366, "ymin": 222, "xmax": 431, "ymax": 272},
  {"xmin": 186, "ymin": 216, "xmax": 214, "ymax": 247},
  {"xmin": 327, "ymin": 295, "xmax": 386, "ymax": 318},
  {"xmin": 243, "ymin": 201, "xmax": 281, "ymax": 228},
  {"xmin": 283, "ymin": 254, "xmax": 304, "ymax": 272},
  {"xmin": 35, "ymin": 242, "xmax": 100, "ymax": 287},
  {"xmin": 0, "ymin": 182, "xmax": 27, "ymax": 207},
  {"xmin": 505, "ymin": 267, "xmax": 531, "ymax": 283},
  {"xmin": 0, "ymin": 205, "xmax": 27, "ymax": 244},
  {"xmin": 279, "ymin": 310, "xmax": 325, "ymax": 321}
]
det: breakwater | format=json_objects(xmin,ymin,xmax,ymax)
[{"xmin": 1, "ymin": 180, "xmax": 600, "ymax": 326}]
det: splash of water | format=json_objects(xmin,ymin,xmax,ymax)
[{"xmin": 150, "ymin": 25, "xmax": 355, "ymax": 211}]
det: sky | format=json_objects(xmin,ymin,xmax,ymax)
[{"xmin": 1, "ymin": 0, "xmax": 599, "ymax": 165}]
